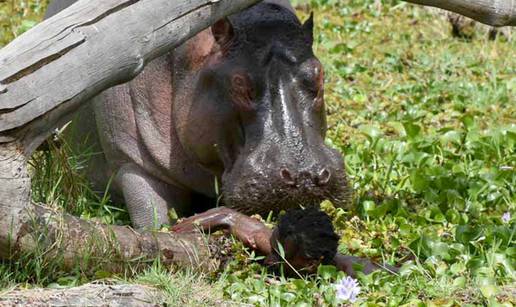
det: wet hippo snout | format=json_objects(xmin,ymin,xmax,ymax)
[
  {"xmin": 280, "ymin": 167, "xmax": 332, "ymax": 187},
  {"xmin": 223, "ymin": 151, "xmax": 349, "ymax": 214}
]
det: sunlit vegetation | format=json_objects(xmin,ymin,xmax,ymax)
[{"xmin": 0, "ymin": 0, "xmax": 514, "ymax": 305}]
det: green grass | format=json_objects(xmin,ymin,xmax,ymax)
[{"xmin": 1, "ymin": 0, "xmax": 515, "ymax": 306}]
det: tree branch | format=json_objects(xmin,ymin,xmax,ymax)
[{"xmin": 403, "ymin": 0, "xmax": 516, "ymax": 27}]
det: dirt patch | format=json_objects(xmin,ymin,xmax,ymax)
[{"xmin": 0, "ymin": 281, "xmax": 164, "ymax": 306}]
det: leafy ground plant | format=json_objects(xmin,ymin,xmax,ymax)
[{"xmin": 0, "ymin": 0, "xmax": 515, "ymax": 306}]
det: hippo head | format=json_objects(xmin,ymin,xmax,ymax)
[{"xmin": 184, "ymin": 3, "xmax": 350, "ymax": 215}]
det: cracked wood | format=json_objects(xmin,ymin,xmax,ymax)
[{"xmin": 403, "ymin": 0, "xmax": 516, "ymax": 27}]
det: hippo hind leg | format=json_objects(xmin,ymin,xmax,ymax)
[{"xmin": 116, "ymin": 163, "xmax": 190, "ymax": 229}]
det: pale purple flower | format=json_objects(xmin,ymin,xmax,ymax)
[
  {"xmin": 502, "ymin": 212, "xmax": 511, "ymax": 223},
  {"xmin": 334, "ymin": 276, "xmax": 361, "ymax": 303}
]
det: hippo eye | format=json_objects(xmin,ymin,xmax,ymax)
[{"xmin": 230, "ymin": 72, "xmax": 255, "ymax": 112}]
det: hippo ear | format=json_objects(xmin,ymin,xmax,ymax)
[
  {"xmin": 302, "ymin": 12, "xmax": 314, "ymax": 45},
  {"xmin": 212, "ymin": 18, "xmax": 235, "ymax": 48}
]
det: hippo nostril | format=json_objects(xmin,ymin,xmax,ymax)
[
  {"xmin": 280, "ymin": 168, "xmax": 296, "ymax": 186},
  {"xmin": 315, "ymin": 168, "xmax": 331, "ymax": 186}
]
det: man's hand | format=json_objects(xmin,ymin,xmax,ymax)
[
  {"xmin": 171, "ymin": 206, "xmax": 273, "ymax": 254},
  {"xmin": 170, "ymin": 207, "xmax": 234, "ymax": 233}
]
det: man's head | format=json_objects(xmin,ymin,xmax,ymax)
[{"xmin": 266, "ymin": 207, "xmax": 339, "ymax": 274}]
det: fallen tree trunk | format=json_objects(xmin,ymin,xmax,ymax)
[
  {"xmin": 0, "ymin": 0, "xmax": 259, "ymax": 273},
  {"xmin": 15, "ymin": 203, "xmax": 218, "ymax": 272},
  {"xmin": 403, "ymin": 0, "xmax": 516, "ymax": 27}
]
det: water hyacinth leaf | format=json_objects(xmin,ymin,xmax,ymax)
[
  {"xmin": 453, "ymin": 276, "xmax": 466, "ymax": 288},
  {"xmin": 506, "ymin": 247, "xmax": 516, "ymax": 258},
  {"xmin": 318, "ymin": 265, "xmax": 338, "ymax": 280},
  {"xmin": 281, "ymin": 292, "xmax": 296, "ymax": 302},
  {"xmin": 402, "ymin": 121, "xmax": 422, "ymax": 139},
  {"xmin": 445, "ymin": 208, "xmax": 462, "ymax": 224},
  {"xmin": 369, "ymin": 200, "xmax": 397, "ymax": 218},
  {"xmin": 409, "ymin": 235, "xmax": 436, "ymax": 258},
  {"xmin": 359, "ymin": 124, "xmax": 382, "ymax": 142},
  {"xmin": 351, "ymin": 261, "xmax": 366, "ymax": 275},
  {"xmin": 362, "ymin": 200, "xmax": 376, "ymax": 214},
  {"xmin": 467, "ymin": 256, "xmax": 487, "ymax": 272},
  {"xmin": 424, "ymin": 207, "xmax": 446, "ymax": 224},
  {"xmin": 487, "ymin": 226, "xmax": 512, "ymax": 245},
  {"xmin": 491, "ymin": 253, "xmax": 514, "ymax": 275},
  {"xmin": 449, "ymin": 243, "xmax": 466, "ymax": 258},
  {"xmin": 450, "ymin": 262, "xmax": 466, "ymax": 275},
  {"xmin": 429, "ymin": 241, "xmax": 451, "ymax": 260},
  {"xmin": 399, "ymin": 223, "xmax": 412, "ymax": 236},
  {"xmin": 400, "ymin": 299, "xmax": 426, "ymax": 307},
  {"xmin": 440, "ymin": 130, "xmax": 463, "ymax": 145},
  {"xmin": 410, "ymin": 170, "xmax": 429, "ymax": 193},
  {"xmin": 433, "ymin": 212, "xmax": 446, "ymax": 224},
  {"xmin": 461, "ymin": 114, "xmax": 476, "ymax": 129},
  {"xmin": 456, "ymin": 225, "xmax": 483, "ymax": 245},
  {"xmin": 437, "ymin": 263, "xmax": 451, "ymax": 277},
  {"xmin": 398, "ymin": 262, "xmax": 420, "ymax": 277},
  {"xmin": 480, "ymin": 285, "xmax": 499, "ymax": 298}
]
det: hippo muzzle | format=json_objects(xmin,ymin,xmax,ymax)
[{"xmin": 221, "ymin": 140, "xmax": 350, "ymax": 215}]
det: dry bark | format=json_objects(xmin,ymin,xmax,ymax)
[{"xmin": 403, "ymin": 0, "xmax": 516, "ymax": 27}]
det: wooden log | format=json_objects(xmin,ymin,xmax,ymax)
[
  {"xmin": 0, "ymin": 142, "xmax": 31, "ymax": 260},
  {"xmin": 0, "ymin": 142, "xmax": 217, "ymax": 272},
  {"xmin": 403, "ymin": 0, "xmax": 516, "ymax": 27}
]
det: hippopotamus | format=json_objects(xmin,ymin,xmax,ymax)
[{"xmin": 45, "ymin": 0, "xmax": 350, "ymax": 229}]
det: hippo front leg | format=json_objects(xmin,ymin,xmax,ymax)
[{"xmin": 117, "ymin": 164, "xmax": 190, "ymax": 229}]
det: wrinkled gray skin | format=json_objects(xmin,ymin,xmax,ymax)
[{"xmin": 46, "ymin": 0, "xmax": 350, "ymax": 229}]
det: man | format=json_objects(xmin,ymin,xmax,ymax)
[{"xmin": 172, "ymin": 207, "xmax": 398, "ymax": 277}]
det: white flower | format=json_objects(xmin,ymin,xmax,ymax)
[
  {"xmin": 502, "ymin": 212, "xmax": 511, "ymax": 223},
  {"xmin": 334, "ymin": 276, "xmax": 361, "ymax": 303}
]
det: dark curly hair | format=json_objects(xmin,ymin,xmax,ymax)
[{"xmin": 277, "ymin": 207, "xmax": 339, "ymax": 264}]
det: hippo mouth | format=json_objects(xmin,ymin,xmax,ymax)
[{"xmin": 220, "ymin": 169, "xmax": 352, "ymax": 215}]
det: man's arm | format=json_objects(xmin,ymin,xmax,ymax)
[
  {"xmin": 171, "ymin": 207, "xmax": 273, "ymax": 253},
  {"xmin": 172, "ymin": 207, "xmax": 399, "ymax": 276}
]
